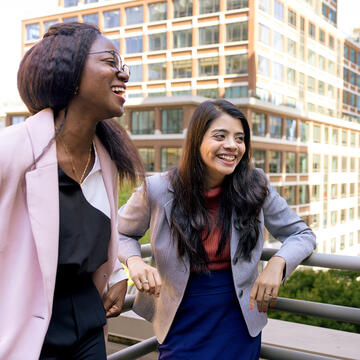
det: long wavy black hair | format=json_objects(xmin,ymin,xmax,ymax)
[
  {"xmin": 17, "ymin": 22, "xmax": 144, "ymax": 186},
  {"xmin": 169, "ymin": 99, "xmax": 268, "ymax": 272}
]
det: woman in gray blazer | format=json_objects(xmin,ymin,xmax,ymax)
[{"xmin": 118, "ymin": 99, "xmax": 316, "ymax": 359}]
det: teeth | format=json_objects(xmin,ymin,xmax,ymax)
[
  {"xmin": 218, "ymin": 155, "xmax": 235, "ymax": 161},
  {"xmin": 111, "ymin": 86, "xmax": 125, "ymax": 94}
]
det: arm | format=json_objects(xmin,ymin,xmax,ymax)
[
  {"xmin": 118, "ymin": 181, "xmax": 161, "ymax": 297},
  {"xmin": 250, "ymin": 170, "xmax": 316, "ymax": 312}
]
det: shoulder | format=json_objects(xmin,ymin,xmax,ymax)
[{"xmin": 145, "ymin": 172, "xmax": 172, "ymax": 204}]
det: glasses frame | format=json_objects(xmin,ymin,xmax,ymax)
[{"xmin": 88, "ymin": 50, "xmax": 130, "ymax": 77}]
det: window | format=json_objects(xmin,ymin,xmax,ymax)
[
  {"xmin": 84, "ymin": 0, "xmax": 98, "ymax": 3},
  {"xmin": 283, "ymin": 186, "xmax": 296, "ymax": 205},
  {"xmin": 258, "ymin": 56, "xmax": 269, "ymax": 76},
  {"xmin": 269, "ymin": 151, "xmax": 282, "ymax": 173},
  {"xmin": 341, "ymin": 131, "xmax": 347, "ymax": 146},
  {"xmin": 350, "ymin": 183, "xmax": 355, "ymax": 196},
  {"xmin": 273, "ymin": 62, "xmax": 283, "ymax": 81},
  {"xmin": 312, "ymin": 184, "xmax": 320, "ymax": 201},
  {"xmin": 148, "ymin": 92, "xmax": 166, "ymax": 97},
  {"xmin": 252, "ymin": 150, "xmax": 265, "ymax": 170},
  {"xmin": 341, "ymin": 210, "xmax": 346, "ymax": 224},
  {"xmin": 149, "ymin": 33, "xmax": 166, "ymax": 51},
  {"xmin": 199, "ymin": 26, "xmax": 219, "ymax": 45},
  {"xmin": 307, "ymin": 76, "xmax": 315, "ymax": 92},
  {"xmin": 225, "ymin": 86, "xmax": 248, "ymax": 98},
  {"xmin": 332, "ymin": 128, "xmax": 338, "ymax": 145},
  {"xmin": 172, "ymin": 90, "xmax": 191, "ymax": 96},
  {"xmin": 131, "ymin": 111, "xmax": 155, "ymax": 134},
  {"xmin": 44, "ymin": 20, "xmax": 57, "ymax": 33},
  {"xmin": 330, "ymin": 212, "xmax": 337, "ymax": 226},
  {"xmin": 173, "ymin": 60, "xmax": 192, "ymax": 78},
  {"xmin": 330, "ymin": 238, "xmax": 336, "ymax": 253},
  {"xmin": 318, "ymin": 81, "xmax": 325, "ymax": 95},
  {"xmin": 340, "ymin": 157, "xmax": 348, "ymax": 172},
  {"xmin": 340, "ymin": 235, "xmax": 345, "ymax": 250},
  {"xmin": 227, "ymin": 0, "xmax": 248, "ymax": 10},
  {"xmin": 26, "ymin": 23, "xmax": 40, "ymax": 41},
  {"xmin": 126, "ymin": 6, "xmax": 143, "ymax": 25},
  {"xmin": 313, "ymin": 125, "xmax": 321, "ymax": 143},
  {"xmin": 300, "ymin": 121, "xmax": 308, "ymax": 142},
  {"xmin": 83, "ymin": 13, "xmax": 98, "ymax": 25},
  {"xmin": 149, "ymin": 2, "xmax": 167, "ymax": 22},
  {"xmin": 331, "ymin": 156, "xmax": 338, "ymax": 172},
  {"xmin": 226, "ymin": 22, "xmax": 248, "ymax": 42},
  {"xmin": 308, "ymin": 50, "xmax": 316, "ymax": 66},
  {"xmin": 252, "ymin": 113, "xmax": 266, "ymax": 136},
  {"xmin": 173, "ymin": 0, "xmax": 192, "ymax": 18},
  {"xmin": 111, "ymin": 38, "xmax": 120, "ymax": 51},
  {"xmin": 341, "ymin": 183, "xmax": 347, "ymax": 197},
  {"xmin": 349, "ymin": 232, "xmax": 354, "ymax": 246},
  {"xmin": 273, "ymin": 31, "xmax": 283, "ymax": 51},
  {"xmin": 286, "ymin": 152, "xmax": 296, "ymax": 173},
  {"xmin": 148, "ymin": 63, "xmax": 166, "ymax": 80},
  {"xmin": 349, "ymin": 208, "xmax": 354, "ymax": 220},
  {"xmin": 197, "ymin": 88, "xmax": 219, "ymax": 98},
  {"xmin": 319, "ymin": 29, "xmax": 325, "ymax": 44},
  {"xmin": 328, "ymin": 60, "xmax": 334, "ymax": 74},
  {"xmin": 226, "ymin": 54, "xmax": 248, "ymax": 74},
  {"xmin": 138, "ymin": 148, "xmax": 155, "ymax": 171},
  {"xmin": 318, "ymin": 55, "xmax": 325, "ymax": 70},
  {"xmin": 103, "ymin": 10, "xmax": 120, "ymax": 28},
  {"xmin": 299, "ymin": 185, "xmax": 309, "ymax": 204},
  {"xmin": 161, "ymin": 109, "xmax": 183, "ymax": 134},
  {"xmin": 258, "ymin": 24, "xmax": 270, "ymax": 45},
  {"xmin": 173, "ymin": 29, "xmax": 192, "ymax": 48},
  {"xmin": 350, "ymin": 48, "xmax": 356, "ymax": 63},
  {"xmin": 300, "ymin": 16, "xmax": 305, "ymax": 32},
  {"xmin": 312, "ymin": 154, "xmax": 320, "ymax": 172},
  {"xmin": 269, "ymin": 116, "xmax": 282, "ymax": 138},
  {"xmin": 350, "ymin": 132, "xmax": 356, "ymax": 147},
  {"xmin": 299, "ymin": 154, "xmax": 308, "ymax": 173},
  {"xmin": 199, "ymin": 0, "xmax": 219, "ymax": 14},
  {"xmin": 274, "ymin": 0, "xmax": 284, "ymax": 20},
  {"xmin": 198, "ymin": 57, "xmax": 218, "ymax": 76},
  {"xmin": 258, "ymin": 0, "xmax": 270, "ymax": 12},
  {"xmin": 126, "ymin": 36, "xmax": 143, "ymax": 53},
  {"xmin": 309, "ymin": 22, "xmax": 316, "ymax": 39},
  {"xmin": 350, "ymin": 158, "xmax": 355, "ymax": 171},
  {"xmin": 129, "ymin": 64, "xmax": 142, "ymax": 82},
  {"xmin": 285, "ymin": 119, "xmax": 296, "ymax": 141},
  {"xmin": 64, "ymin": 0, "xmax": 77, "ymax": 6},
  {"xmin": 287, "ymin": 38, "xmax": 296, "ymax": 56},
  {"xmin": 329, "ymin": 35, "xmax": 334, "ymax": 49},
  {"xmin": 161, "ymin": 148, "xmax": 182, "ymax": 171},
  {"xmin": 331, "ymin": 184, "xmax": 338, "ymax": 199},
  {"xmin": 287, "ymin": 68, "xmax": 295, "ymax": 85},
  {"xmin": 288, "ymin": 9, "xmax": 296, "ymax": 27},
  {"xmin": 63, "ymin": 16, "xmax": 78, "ymax": 22},
  {"xmin": 11, "ymin": 116, "xmax": 25, "ymax": 125}
]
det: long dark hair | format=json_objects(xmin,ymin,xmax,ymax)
[
  {"xmin": 169, "ymin": 99, "xmax": 268, "ymax": 272},
  {"xmin": 17, "ymin": 22, "xmax": 144, "ymax": 185}
]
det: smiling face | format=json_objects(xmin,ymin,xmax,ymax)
[
  {"xmin": 200, "ymin": 112, "xmax": 246, "ymax": 189},
  {"xmin": 75, "ymin": 35, "xmax": 129, "ymax": 119}
]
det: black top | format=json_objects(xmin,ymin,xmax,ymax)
[{"xmin": 43, "ymin": 166, "xmax": 111, "ymax": 348}]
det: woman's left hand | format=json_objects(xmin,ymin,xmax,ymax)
[
  {"xmin": 103, "ymin": 279, "xmax": 128, "ymax": 318},
  {"xmin": 249, "ymin": 256, "xmax": 286, "ymax": 313}
]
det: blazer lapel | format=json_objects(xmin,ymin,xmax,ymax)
[{"xmin": 25, "ymin": 109, "xmax": 59, "ymax": 313}]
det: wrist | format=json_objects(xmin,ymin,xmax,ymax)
[{"xmin": 126, "ymin": 255, "xmax": 143, "ymax": 267}]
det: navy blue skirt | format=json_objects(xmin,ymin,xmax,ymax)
[{"xmin": 158, "ymin": 270, "xmax": 261, "ymax": 360}]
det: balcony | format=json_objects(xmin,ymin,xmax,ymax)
[{"xmin": 107, "ymin": 245, "xmax": 360, "ymax": 360}]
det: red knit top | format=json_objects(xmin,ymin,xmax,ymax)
[{"xmin": 201, "ymin": 186, "xmax": 231, "ymax": 271}]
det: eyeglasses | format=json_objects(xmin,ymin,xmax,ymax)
[{"xmin": 88, "ymin": 50, "xmax": 130, "ymax": 77}]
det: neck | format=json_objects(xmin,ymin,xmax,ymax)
[{"xmin": 55, "ymin": 108, "xmax": 96, "ymax": 155}]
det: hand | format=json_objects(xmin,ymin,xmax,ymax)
[
  {"xmin": 103, "ymin": 279, "xmax": 127, "ymax": 318},
  {"xmin": 127, "ymin": 256, "xmax": 161, "ymax": 297},
  {"xmin": 249, "ymin": 256, "xmax": 285, "ymax": 313}
]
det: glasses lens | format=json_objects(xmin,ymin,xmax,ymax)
[{"xmin": 123, "ymin": 64, "xmax": 130, "ymax": 77}]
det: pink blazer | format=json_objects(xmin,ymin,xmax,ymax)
[{"xmin": 0, "ymin": 109, "xmax": 122, "ymax": 360}]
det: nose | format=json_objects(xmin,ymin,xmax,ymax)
[
  {"xmin": 116, "ymin": 69, "xmax": 129, "ymax": 83},
  {"xmin": 223, "ymin": 137, "xmax": 237, "ymax": 150}
]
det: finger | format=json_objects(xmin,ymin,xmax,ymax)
[
  {"xmin": 270, "ymin": 287, "xmax": 279, "ymax": 308},
  {"xmin": 106, "ymin": 304, "xmax": 121, "ymax": 318},
  {"xmin": 262, "ymin": 291, "xmax": 272, "ymax": 313},
  {"xmin": 256, "ymin": 286, "xmax": 266, "ymax": 312},
  {"xmin": 103, "ymin": 292, "xmax": 115, "ymax": 312},
  {"xmin": 147, "ymin": 272, "xmax": 156, "ymax": 295},
  {"xmin": 249, "ymin": 283, "xmax": 258, "ymax": 310},
  {"xmin": 139, "ymin": 274, "xmax": 150, "ymax": 292},
  {"xmin": 153, "ymin": 270, "xmax": 162, "ymax": 297},
  {"xmin": 133, "ymin": 277, "xmax": 144, "ymax": 292}
]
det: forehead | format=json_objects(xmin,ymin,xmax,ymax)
[
  {"xmin": 208, "ymin": 112, "xmax": 244, "ymax": 132},
  {"xmin": 89, "ymin": 35, "xmax": 117, "ymax": 53}
]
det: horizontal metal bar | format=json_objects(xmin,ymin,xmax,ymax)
[
  {"xmin": 260, "ymin": 344, "xmax": 336, "ymax": 360},
  {"xmin": 107, "ymin": 336, "xmax": 157, "ymax": 360},
  {"xmin": 273, "ymin": 297, "xmax": 360, "ymax": 324},
  {"xmin": 141, "ymin": 244, "xmax": 360, "ymax": 271},
  {"xmin": 261, "ymin": 248, "xmax": 360, "ymax": 271},
  {"xmin": 121, "ymin": 295, "xmax": 135, "ymax": 313}
]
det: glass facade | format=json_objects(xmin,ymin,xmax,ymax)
[
  {"xmin": 226, "ymin": 22, "xmax": 248, "ymax": 42},
  {"xmin": 269, "ymin": 151, "xmax": 282, "ymax": 173},
  {"xmin": 131, "ymin": 111, "xmax": 155, "ymax": 134},
  {"xmin": 225, "ymin": 54, "xmax": 248, "ymax": 74},
  {"xmin": 199, "ymin": 0, "xmax": 219, "ymax": 14},
  {"xmin": 139, "ymin": 148, "xmax": 155, "ymax": 171},
  {"xmin": 104, "ymin": 10, "xmax": 120, "ymax": 28},
  {"xmin": 198, "ymin": 57, "xmax": 219, "ymax": 77},
  {"xmin": 252, "ymin": 150, "xmax": 265, "ymax": 170},
  {"xmin": 161, "ymin": 148, "xmax": 182, "ymax": 171},
  {"xmin": 252, "ymin": 113, "xmax": 266, "ymax": 136},
  {"xmin": 173, "ymin": 0, "xmax": 192, "ymax": 18},
  {"xmin": 126, "ymin": 36, "xmax": 143, "ymax": 53},
  {"xmin": 83, "ymin": 13, "xmax": 98, "ymax": 25},
  {"xmin": 199, "ymin": 26, "xmax": 219, "ymax": 45},
  {"xmin": 26, "ymin": 23, "xmax": 40, "ymax": 41},
  {"xmin": 173, "ymin": 29, "xmax": 192, "ymax": 48},
  {"xmin": 149, "ymin": 2, "xmax": 167, "ymax": 21},
  {"xmin": 173, "ymin": 60, "xmax": 192, "ymax": 78},
  {"xmin": 269, "ymin": 116, "xmax": 282, "ymax": 138},
  {"xmin": 162, "ymin": 109, "xmax": 183, "ymax": 134},
  {"xmin": 126, "ymin": 6, "xmax": 143, "ymax": 25},
  {"xmin": 148, "ymin": 63, "xmax": 167, "ymax": 80},
  {"xmin": 149, "ymin": 33, "xmax": 167, "ymax": 51}
]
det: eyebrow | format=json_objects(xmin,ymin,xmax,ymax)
[{"xmin": 211, "ymin": 128, "xmax": 244, "ymax": 135}]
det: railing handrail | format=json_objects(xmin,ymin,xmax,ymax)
[{"xmin": 109, "ymin": 244, "xmax": 360, "ymax": 360}]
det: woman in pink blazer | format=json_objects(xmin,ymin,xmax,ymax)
[{"xmin": 0, "ymin": 22, "xmax": 143, "ymax": 360}]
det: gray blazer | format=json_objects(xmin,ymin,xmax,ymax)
[{"xmin": 118, "ymin": 170, "xmax": 316, "ymax": 343}]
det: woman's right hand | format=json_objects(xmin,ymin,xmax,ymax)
[{"xmin": 127, "ymin": 256, "xmax": 161, "ymax": 297}]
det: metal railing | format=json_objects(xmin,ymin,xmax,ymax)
[{"xmin": 108, "ymin": 245, "xmax": 360, "ymax": 360}]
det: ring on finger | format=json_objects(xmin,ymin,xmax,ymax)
[{"xmin": 142, "ymin": 280, "xmax": 149, "ymax": 284}]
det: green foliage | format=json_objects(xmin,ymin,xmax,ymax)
[
  {"xmin": 118, "ymin": 182, "xmax": 149, "ymax": 244},
  {"xmin": 268, "ymin": 269, "xmax": 360, "ymax": 333}
]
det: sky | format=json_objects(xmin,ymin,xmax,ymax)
[{"xmin": 0, "ymin": 0, "xmax": 359, "ymax": 109}]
